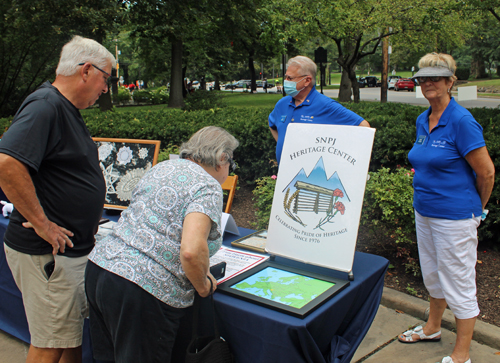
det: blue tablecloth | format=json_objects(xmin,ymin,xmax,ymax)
[
  {"xmin": 219, "ymin": 232, "xmax": 388, "ymax": 363},
  {"xmin": 0, "ymin": 213, "xmax": 388, "ymax": 363}
]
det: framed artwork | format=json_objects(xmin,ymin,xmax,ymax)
[
  {"xmin": 231, "ymin": 229, "xmax": 267, "ymax": 254},
  {"xmin": 93, "ymin": 138, "xmax": 161, "ymax": 209},
  {"xmin": 217, "ymin": 261, "xmax": 350, "ymax": 318}
]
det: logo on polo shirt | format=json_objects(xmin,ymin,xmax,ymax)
[
  {"xmin": 431, "ymin": 140, "xmax": 447, "ymax": 148},
  {"xmin": 300, "ymin": 115, "xmax": 313, "ymax": 122}
]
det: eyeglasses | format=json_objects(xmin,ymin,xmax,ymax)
[
  {"xmin": 284, "ymin": 74, "xmax": 308, "ymax": 82},
  {"xmin": 227, "ymin": 156, "xmax": 237, "ymax": 173},
  {"xmin": 78, "ymin": 62, "xmax": 111, "ymax": 86},
  {"xmin": 416, "ymin": 76, "xmax": 443, "ymax": 83}
]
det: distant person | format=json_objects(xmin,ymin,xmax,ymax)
[
  {"xmin": 263, "ymin": 78, "xmax": 268, "ymax": 93},
  {"xmin": 0, "ymin": 35, "xmax": 115, "ymax": 363},
  {"xmin": 85, "ymin": 126, "xmax": 239, "ymax": 363},
  {"xmin": 398, "ymin": 53, "xmax": 494, "ymax": 363},
  {"xmin": 268, "ymin": 55, "xmax": 369, "ymax": 164}
]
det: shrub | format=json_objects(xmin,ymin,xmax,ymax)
[
  {"xmin": 157, "ymin": 144, "xmax": 180, "ymax": 163},
  {"xmin": 132, "ymin": 90, "xmax": 151, "ymax": 104},
  {"xmin": 252, "ymin": 175, "xmax": 277, "ymax": 229},
  {"xmin": 362, "ymin": 167, "xmax": 419, "ymax": 275},
  {"xmin": 456, "ymin": 67, "xmax": 471, "ymax": 81},
  {"xmin": 116, "ymin": 87, "xmax": 131, "ymax": 103},
  {"xmin": 82, "ymin": 107, "xmax": 277, "ymax": 183},
  {"xmin": 149, "ymin": 87, "xmax": 169, "ymax": 105},
  {"xmin": 182, "ymin": 90, "xmax": 226, "ymax": 111},
  {"xmin": 0, "ymin": 117, "xmax": 12, "ymax": 137}
]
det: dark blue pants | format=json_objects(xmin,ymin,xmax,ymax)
[{"xmin": 85, "ymin": 262, "xmax": 186, "ymax": 363}]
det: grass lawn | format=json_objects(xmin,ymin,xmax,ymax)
[{"xmin": 222, "ymin": 92, "xmax": 282, "ymax": 108}]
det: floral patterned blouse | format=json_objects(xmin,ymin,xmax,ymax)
[{"xmin": 89, "ymin": 159, "xmax": 223, "ymax": 308}]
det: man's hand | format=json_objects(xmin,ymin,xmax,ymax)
[{"xmin": 22, "ymin": 221, "xmax": 74, "ymax": 255}]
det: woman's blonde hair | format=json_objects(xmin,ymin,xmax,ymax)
[{"xmin": 418, "ymin": 53, "xmax": 457, "ymax": 83}]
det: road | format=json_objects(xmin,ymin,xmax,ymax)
[
  {"xmin": 224, "ymin": 86, "xmax": 500, "ymax": 109},
  {"xmin": 323, "ymin": 87, "xmax": 500, "ymax": 109}
]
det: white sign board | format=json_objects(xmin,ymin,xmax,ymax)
[
  {"xmin": 458, "ymin": 86, "xmax": 477, "ymax": 101},
  {"xmin": 221, "ymin": 213, "xmax": 240, "ymax": 236},
  {"xmin": 266, "ymin": 124, "xmax": 375, "ymax": 272},
  {"xmin": 416, "ymin": 86, "xmax": 425, "ymax": 98}
]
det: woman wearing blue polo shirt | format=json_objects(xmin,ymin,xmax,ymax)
[{"xmin": 397, "ymin": 53, "xmax": 494, "ymax": 363}]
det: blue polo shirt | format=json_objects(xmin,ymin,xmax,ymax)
[
  {"xmin": 268, "ymin": 86, "xmax": 364, "ymax": 163},
  {"xmin": 408, "ymin": 98, "xmax": 485, "ymax": 220}
]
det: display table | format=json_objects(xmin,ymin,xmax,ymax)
[
  {"xmin": 0, "ymin": 213, "xmax": 388, "ymax": 363},
  {"xmin": 219, "ymin": 233, "xmax": 388, "ymax": 363}
]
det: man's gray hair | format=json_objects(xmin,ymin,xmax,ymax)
[
  {"xmin": 287, "ymin": 56, "xmax": 317, "ymax": 85},
  {"xmin": 56, "ymin": 35, "xmax": 116, "ymax": 76},
  {"xmin": 180, "ymin": 126, "xmax": 239, "ymax": 168}
]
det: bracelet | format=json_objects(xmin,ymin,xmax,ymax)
[{"xmin": 481, "ymin": 209, "xmax": 489, "ymax": 221}]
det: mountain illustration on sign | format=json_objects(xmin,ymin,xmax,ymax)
[{"xmin": 282, "ymin": 157, "xmax": 350, "ymax": 230}]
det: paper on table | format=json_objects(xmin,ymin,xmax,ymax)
[
  {"xmin": 210, "ymin": 246, "xmax": 269, "ymax": 284},
  {"xmin": 95, "ymin": 221, "xmax": 116, "ymax": 242},
  {"xmin": 221, "ymin": 213, "xmax": 240, "ymax": 235}
]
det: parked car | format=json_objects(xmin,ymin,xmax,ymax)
[
  {"xmin": 388, "ymin": 78, "xmax": 398, "ymax": 90},
  {"xmin": 394, "ymin": 78, "xmax": 415, "ymax": 92},
  {"xmin": 358, "ymin": 77, "xmax": 366, "ymax": 88},
  {"xmin": 256, "ymin": 80, "xmax": 275, "ymax": 88},
  {"xmin": 363, "ymin": 76, "xmax": 380, "ymax": 87},
  {"xmin": 388, "ymin": 75, "xmax": 401, "ymax": 89}
]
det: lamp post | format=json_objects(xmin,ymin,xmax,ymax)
[{"xmin": 115, "ymin": 40, "xmax": 119, "ymax": 79}]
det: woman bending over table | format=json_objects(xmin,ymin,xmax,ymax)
[
  {"xmin": 85, "ymin": 126, "xmax": 239, "ymax": 363},
  {"xmin": 397, "ymin": 53, "xmax": 495, "ymax": 363}
]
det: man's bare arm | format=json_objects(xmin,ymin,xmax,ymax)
[
  {"xmin": 0, "ymin": 153, "xmax": 74, "ymax": 254},
  {"xmin": 269, "ymin": 127, "xmax": 278, "ymax": 141}
]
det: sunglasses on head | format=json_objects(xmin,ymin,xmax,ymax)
[
  {"xmin": 227, "ymin": 156, "xmax": 237, "ymax": 173},
  {"xmin": 417, "ymin": 76, "xmax": 443, "ymax": 83}
]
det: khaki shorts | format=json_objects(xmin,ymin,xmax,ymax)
[{"xmin": 4, "ymin": 244, "xmax": 89, "ymax": 348}]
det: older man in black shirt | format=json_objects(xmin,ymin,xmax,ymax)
[{"xmin": 0, "ymin": 35, "xmax": 115, "ymax": 363}]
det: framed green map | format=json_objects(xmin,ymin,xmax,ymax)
[{"xmin": 217, "ymin": 261, "xmax": 349, "ymax": 318}]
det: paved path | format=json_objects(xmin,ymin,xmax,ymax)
[{"xmin": 2, "ymin": 287, "xmax": 499, "ymax": 362}]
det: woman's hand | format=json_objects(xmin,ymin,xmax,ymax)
[{"xmin": 199, "ymin": 273, "xmax": 218, "ymax": 298}]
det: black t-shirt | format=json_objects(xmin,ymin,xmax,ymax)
[{"xmin": 0, "ymin": 82, "xmax": 106, "ymax": 257}]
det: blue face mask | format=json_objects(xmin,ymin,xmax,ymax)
[{"xmin": 284, "ymin": 77, "xmax": 306, "ymax": 97}]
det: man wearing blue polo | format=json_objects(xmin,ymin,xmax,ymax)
[{"xmin": 269, "ymin": 56, "xmax": 370, "ymax": 164}]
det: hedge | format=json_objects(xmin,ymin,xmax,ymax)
[
  {"xmin": 83, "ymin": 107, "xmax": 278, "ymax": 183},
  {"xmin": 2, "ymin": 102, "xmax": 500, "ymax": 245}
]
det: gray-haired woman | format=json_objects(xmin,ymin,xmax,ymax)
[{"xmin": 85, "ymin": 126, "xmax": 239, "ymax": 363}]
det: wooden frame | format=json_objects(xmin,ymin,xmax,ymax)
[
  {"xmin": 93, "ymin": 138, "xmax": 161, "ymax": 209},
  {"xmin": 231, "ymin": 229, "xmax": 267, "ymax": 254},
  {"xmin": 218, "ymin": 261, "xmax": 350, "ymax": 318}
]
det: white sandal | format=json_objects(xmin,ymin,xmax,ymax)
[
  {"xmin": 398, "ymin": 325, "xmax": 441, "ymax": 343},
  {"xmin": 439, "ymin": 357, "xmax": 471, "ymax": 363}
]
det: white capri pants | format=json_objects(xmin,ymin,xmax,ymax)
[{"xmin": 415, "ymin": 211, "xmax": 481, "ymax": 319}]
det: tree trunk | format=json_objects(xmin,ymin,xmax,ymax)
[
  {"xmin": 248, "ymin": 54, "xmax": 257, "ymax": 92},
  {"xmin": 168, "ymin": 40, "xmax": 184, "ymax": 108},
  {"xmin": 470, "ymin": 37, "xmax": 487, "ymax": 80},
  {"xmin": 338, "ymin": 68, "xmax": 352, "ymax": 102},
  {"xmin": 214, "ymin": 74, "xmax": 220, "ymax": 91},
  {"xmin": 349, "ymin": 68, "xmax": 360, "ymax": 103},
  {"xmin": 97, "ymin": 92, "xmax": 113, "ymax": 111}
]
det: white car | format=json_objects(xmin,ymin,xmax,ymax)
[{"xmin": 388, "ymin": 78, "xmax": 398, "ymax": 90}]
